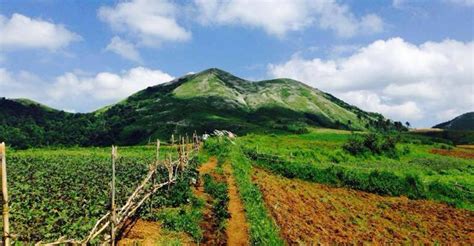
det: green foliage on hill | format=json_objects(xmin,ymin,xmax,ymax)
[
  {"xmin": 434, "ymin": 112, "xmax": 474, "ymax": 131},
  {"xmin": 0, "ymin": 68, "xmax": 404, "ymax": 148}
]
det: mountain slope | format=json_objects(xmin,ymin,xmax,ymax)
[
  {"xmin": 1, "ymin": 68, "xmax": 401, "ymax": 147},
  {"xmin": 96, "ymin": 68, "xmax": 395, "ymax": 144},
  {"xmin": 433, "ymin": 112, "xmax": 474, "ymax": 131},
  {"xmin": 0, "ymin": 98, "xmax": 109, "ymax": 148}
]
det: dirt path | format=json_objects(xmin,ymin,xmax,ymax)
[
  {"xmin": 193, "ymin": 157, "xmax": 227, "ymax": 245},
  {"xmin": 253, "ymin": 168, "xmax": 474, "ymax": 244},
  {"xmin": 224, "ymin": 163, "xmax": 250, "ymax": 246}
]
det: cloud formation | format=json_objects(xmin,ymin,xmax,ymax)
[
  {"xmin": 1, "ymin": 67, "xmax": 174, "ymax": 112},
  {"xmin": 194, "ymin": 0, "xmax": 383, "ymax": 37},
  {"xmin": 98, "ymin": 0, "xmax": 191, "ymax": 47},
  {"xmin": 106, "ymin": 36, "xmax": 142, "ymax": 62},
  {"xmin": 0, "ymin": 13, "xmax": 80, "ymax": 51},
  {"xmin": 268, "ymin": 38, "xmax": 474, "ymax": 126}
]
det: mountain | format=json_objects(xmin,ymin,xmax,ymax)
[
  {"xmin": 433, "ymin": 112, "xmax": 474, "ymax": 131},
  {"xmin": 0, "ymin": 68, "xmax": 401, "ymax": 148}
]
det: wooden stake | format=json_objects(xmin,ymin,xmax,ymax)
[
  {"xmin": 111, "ymin": 146, "xmax": 117, "ymax": 246},
  {"xmin": 156, "ymin": 139, "xmax": 161, "ymax": 164},
  {"xmin": 0, "ymin": 143, "xmax": 9, "ymax": 246}
]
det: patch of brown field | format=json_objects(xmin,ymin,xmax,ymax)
[
  {"xmin": 224, "ymin": 162, "xmax": 250, "ymax": 246},
  {"xmin": 457, "ymin": 145, "xmax": 474, "ymax": 150},
  {"xmin": 193, "ymin": 157, "xmax": 227, "ymax": 245},
  {"xmin": 118, "ymin": 219, "xmax": 194, "ymax": 246},
  {"xmin": 430, "ymin": 148, "xmax": 474, "ymax": 159},
  {"xmin": 253, "ymin": 168, "xmax": 474, "ymax": 244}
]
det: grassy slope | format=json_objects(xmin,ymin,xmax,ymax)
[{"xmin": 2, "ymin": 68, "xmax": 396, "ymax": 148}]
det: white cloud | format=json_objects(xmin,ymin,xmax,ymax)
[
  {"xmin": 194, "ymin": 0, "xmax": 383, "ymax": 37},
  {"xmin": 0, "ymin": 13, "xmax": 80, "ymax": 51},
  {"xmin": 1, "ymin": 67, "xmax": 174, "ymax": 112},
  {"xmin": 0, "ymin": 68, "xmax": 47, "ymax": 101},
  {"xmin": 48, "ymin": 67, "xmax": 174, "ymax": 110},
  {"xmin": 268, "ymin": 38, "xmax": 474, "ymax": 126},
  {"xmin": 106, "ymin": 36, "xmax": 142, "ymax": 62},
  {"xmin": 98, "ymin": 0, "xmax": 191, "ymax": 47}
]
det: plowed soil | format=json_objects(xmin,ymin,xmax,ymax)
[
  {"xmin": 224, "ymin": 163, "xmax": 250, "ymax": 246},
  {"xmin": 253, "ymin": 168, "xmax": 474, "ymax": 244},
  {"xmin": 430, "ymin": 148, "xmax": 474, "ymax": 159}
]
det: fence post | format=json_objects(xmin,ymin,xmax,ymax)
[
  {"xmin": 151, "ymin": 140, "xmax": 160, "ymax": 213},
  {"xmin": 0, "ymin": 143, "xmax": 10, "ymax": 246},
  {"xmin": 110, "ymin": 146, "xmax": 117, "ymax": 246}
]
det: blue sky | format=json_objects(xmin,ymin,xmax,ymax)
[{"xmin": 0, "ymin": 0, "xmax": 473, "ymax": 127}]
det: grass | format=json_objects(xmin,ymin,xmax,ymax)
[
  {"xmin": 238, "ymin": 130, "xmax": 474, "ymax": 210},
  {"xmin": 147, "ymin": 197, "xmax": 204, "ymax": 242},
  {"xmin": 203, "ymin": 173, "xmax": 230, "ymax": 230},
  {"xmin": 204, "ymin": 138, "xmax": 285, "ymax": 245}
]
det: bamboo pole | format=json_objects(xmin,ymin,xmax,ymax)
[
  {"xmin": 1, "ymin": 142, "xmax": 10, "ymax": 246},
  {"xmin": 110, "ymin": 146, "xmax": 117, "ymax": 246}
]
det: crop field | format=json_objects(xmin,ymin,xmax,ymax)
[
  {"xmin": 203, "ymin": 128, "xmax": 473, "ymax": 244},
  {"xmin": 253, "ymin": 168, "xmax": 473, "ymax": 244},
  {"xmin": 1, "ymin": 128, "xmax": 473, "ymax": 244},
  {"xmin": 239, "ymin": 129, "xmax": 474, "ymax": 210},
  {"xmin": 1, "ymin": 145, "xmax": 201, "ymax": 243}
]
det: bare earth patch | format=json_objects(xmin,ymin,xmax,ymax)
[
  {"xmin": 253, "ymin": 168, "xmax": 474, "ymax": 244},
  {"xmin": 430, "ymin": 148, "xmax": 474, "ymax": 159},
  {"xmin": 224, "ymin": 162, "xmax": 250, "ymax": 246}
]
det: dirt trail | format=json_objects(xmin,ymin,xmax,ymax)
[
  {"xmin": 224, "ymin": 163, "xmax": 250, "ymax": 246},
  {"xmin": 253, "ymin": 168, "xmax": 474, "ymax": 244}
]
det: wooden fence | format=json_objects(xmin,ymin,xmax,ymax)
[{"xmin": 0, "ymin": 133, "xmax": 201, "ymax": 246}]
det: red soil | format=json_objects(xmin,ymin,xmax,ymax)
[
  {"xmin": 430, "ymin": 148, "xmax": 474, "ymax": 159},
  {"xmin": 253, "ymin": 168, "xmax": 474, "ymax": 244}
]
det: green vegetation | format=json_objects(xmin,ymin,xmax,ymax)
[
  {"xmin": 2, "ymin": 145, "xmax": 199, "ymax": 242},
  {"xmin": 434, "ymin": 112, "xmax": 474, "ymax": 131},
  {"xmin": 238, "ymin": 129, "xmax": 474, "ymax": 210},
  {"xmin": 1, "ymin": 68, "xmax": 405, "ymax": 149},
  {"xmin": 203, "ymin": 173, "xmax": 230, "ymax": 230},
  {"xmin": 146, "ymin": 198, "xmax": 204, "ymax": 241},
  {"xmin": 407, "ymin": 130, "xmax": 474, "ymax": 145},
  {"xmin": 343, "ymin": 133, "xmax": 400, "ymax": 158},
  {"xmin": 204, "ymin": 138, "xmax": 285, "ymax": 245}
]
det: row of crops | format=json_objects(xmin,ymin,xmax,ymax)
[{"xmin": 1, "ymin": 145, "xmax": 193, "ymax": 242}]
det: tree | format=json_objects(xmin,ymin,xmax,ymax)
[{"xmin": 405, "ymin": 121, "xmax": 411, "ymax": 128}]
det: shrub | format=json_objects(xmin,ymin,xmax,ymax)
[
  {"xmin": 343, "ymin": 133, "xmax": 400, "ymax": 157},
  {"xmin": 342, "ymin": 135, "xmax": 366, "ymax": 155}
]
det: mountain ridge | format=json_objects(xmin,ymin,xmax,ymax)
[
  {"xmin": 433, "ymin": 112, "xmax": 474, "ymax": 131},
  {"xmin": 1, "ymin": 68, "xmax": 403, "ymax": 148}
]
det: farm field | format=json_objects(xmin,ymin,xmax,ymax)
[
  {"xmin": 239, "ymin": 129, "xmax": 474, "ymax": 210},
  {"xmin": 2, "ymin": 144, "xmax": 202, "ymax": 243},
  {"xmin": 253, "ymin": 168, "xmax": 473, "ymax": 244},
  {"xmin": 1, "ymin": 128, "xmax": 473, "ymax": 244}
]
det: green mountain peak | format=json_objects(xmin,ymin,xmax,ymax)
[{"xmin": 1, "ymin": 68, "xmax": 400, "ymax": 148}]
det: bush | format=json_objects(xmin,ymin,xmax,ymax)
[{"xmin": 343, "ymin": 133, "xmax": 400, "ymax": 157}]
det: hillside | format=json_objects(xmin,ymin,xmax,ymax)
[
  {"xmin": 433, "ymin": 112, "xmax": 474, "ymax": 131},
  {"xmin": 0, "ymin": 68, "xmax": 401, "ymax": 148}
]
